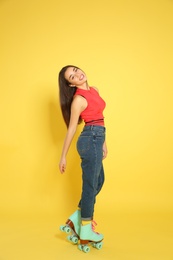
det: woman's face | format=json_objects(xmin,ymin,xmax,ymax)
[{"xmin": 64, "ymin": 66, "xmax": 87, "ymax": 87}]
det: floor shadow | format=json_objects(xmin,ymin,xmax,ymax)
[{"xmin": 55, "ymin": 232, "xmax": 65, "ymax": 241}]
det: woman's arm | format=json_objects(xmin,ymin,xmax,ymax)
[{"xmin": 59, "ymin": 95, "xmax": 87, "ymax": 173}]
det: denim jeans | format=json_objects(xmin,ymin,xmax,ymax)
[{"xmin": 77, "ymin": 125, "xmax": 106, "ymax": 220}]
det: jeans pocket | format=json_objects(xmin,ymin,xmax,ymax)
[{"xmin": 77, "ymin": 136, "xmax": 91, "ymax": 155}]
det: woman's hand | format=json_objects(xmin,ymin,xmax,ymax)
[
  {"xmin": 59, "ymin": 157, "xmax": 66, "ymax": 174},
  {"xmin": 102, "ymin": 141, "xmax": 108, "ymax": 159}
]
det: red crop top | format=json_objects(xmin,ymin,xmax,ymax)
[{"xmin": 74, "ymin": 87, "xmax": 106, "ymax": 126}]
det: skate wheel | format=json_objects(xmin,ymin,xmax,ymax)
[
  {"xmin": 60, "ymin": 225, "xmax": 64, "ymax": 231},
  {"xmin": 78, "ymin": 244, "xmax": 90, "ymax": 253},
  {"xmin": 94, "ymin": 241, "xmax": 103, "ymax": 250},
  {"xmin": 78, "ymin": 244, "xmax": 83, "ymax": 251},
  {"xmin": 67, "ymin": 235, "xmax": 78, "ymax": 244},
  {"xmin": 60, "ymin": 225, "xmax": 71, "ymax": 233},
  {"xmin": 71, "ymin": 236, "xmax": 78, "ymax": 244},
  {"xmin": 82, "ymin": 245, "xmax": 90, "ymax": 253}
]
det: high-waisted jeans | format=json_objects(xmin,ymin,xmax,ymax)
[{"xmin": 77, "ymin": 125, "xmax": 106, "ymax": 220}]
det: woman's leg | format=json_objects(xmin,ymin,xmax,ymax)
[
  {"xmin": 77, "ymin": 127, "xmax": 105, "ymax": 221},
  {"xmin": 78, "ymin": 164, "xmax": 105, "ymax": 209},
  {"xmin": 95, "ymin": 164, "xmax": 105, "ymax": 196}
]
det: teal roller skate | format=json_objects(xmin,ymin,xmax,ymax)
[
  {"xmin": 78, "ymin": 220, "xmax": 104, "ymax": 253},
  {"xmin": 60, "ymin": 210, "xmax": 81, "ymax": 244}
]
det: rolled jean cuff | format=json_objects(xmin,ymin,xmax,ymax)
[{"xmin": 81, "ymin": 217, "xmax": 93, "ymax": 221}]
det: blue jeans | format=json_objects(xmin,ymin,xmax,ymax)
[{"xmin": 77, "ymin": 125, "xmax": 106, "ymax": 220}]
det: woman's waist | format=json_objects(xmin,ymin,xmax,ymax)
[
  {"xmin": 82, "ymin": 125, "xmax": 106, "ymax": 134},
  {"xmin": 84, "ymin": 118, "xmax": 104, "ymax": 126}
]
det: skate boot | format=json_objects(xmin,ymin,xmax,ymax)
[
  {"xmin": 78, "ymin": 220, "xmax": 104, "ymax": 253},
  {"xmin": 60, "ymin": 210, "xmax": 81, "ymax": 244}
]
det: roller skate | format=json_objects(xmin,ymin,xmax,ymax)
[
  {"xmin": 78, "ymin": 220, "xmax": 104, "ymax": 253},
  {"xmin": 60, "ymin": 210, "xmax": 81, "ymax": 244}
]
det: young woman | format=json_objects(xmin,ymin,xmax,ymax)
[{"xmin": 58, "ymin": 65, "xmax": 107, "ymax": 252}]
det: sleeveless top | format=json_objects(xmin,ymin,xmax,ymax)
[{"xmin": 74, "ymin": 87, "xmax": 106, "ymax": 126}]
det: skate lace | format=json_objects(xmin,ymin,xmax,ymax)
[{"xmin": 91, "ymin": 220, "xmax": 99, "ymax": 234}]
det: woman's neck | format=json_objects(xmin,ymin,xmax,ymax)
[{"xmin": 77, "ymin": 82, "xmax": 90, "ymax": 90}]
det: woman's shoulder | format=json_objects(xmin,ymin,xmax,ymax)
[
  {"xmin": 72, "ymin": 94, "xmax": 88, "ymax": 110},
  {"xmin": 73, "ymin": 94, "xmax": 87, "ymax": 104}
]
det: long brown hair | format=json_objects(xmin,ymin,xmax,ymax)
[{"xmin": 58, "ymin": 65, "xmax": 82, "ymax": 127}]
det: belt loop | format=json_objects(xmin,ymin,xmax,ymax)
[{"xmin": 90, "ymin": 125, "xmax": 93, "ymax": 130}]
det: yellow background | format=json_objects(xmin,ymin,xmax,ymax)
[{"xmin": 0, "ymin": 0, "xmax": 173, "ymax": 259}]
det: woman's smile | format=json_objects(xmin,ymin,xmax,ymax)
[{"xmin": 64, "ymin": 67, "xmax": 87, "ymax": 87}]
